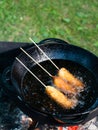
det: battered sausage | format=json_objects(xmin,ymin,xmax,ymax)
[
  {"xmin": 58, "ymin": 68, "xmax": 84, "ymax": 88},
  {"xmin": 46, "ymin": 86, "xmax": 77, "ymax": 109},
  {"xmin": 53, "ymin": 76, "xmax": 76, "ymax": 95}
]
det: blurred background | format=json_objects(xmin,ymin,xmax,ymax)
[{"xmin": 0, "ymin": 0, "xmax": 98, "ymax": 56}]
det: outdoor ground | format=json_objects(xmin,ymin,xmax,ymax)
[{"xmin": 0, "ymin": 0, "xmax": 98, "ymax": 56}]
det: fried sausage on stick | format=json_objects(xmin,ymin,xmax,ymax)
[
  {"xmin": 58, "ymin": 68, "xmax": 84, "ymax": 88},
  {"xmin": 46, "ymin": 86, "xmax": 77, "ymax": 109},
  {"xmin": 53, "ymin": 76, "xmax": 76, "ymax": 95}
]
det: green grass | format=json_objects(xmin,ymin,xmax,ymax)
[{"xmin": 0, "ymin": 0, "xmax": 98, "ymax": 56}]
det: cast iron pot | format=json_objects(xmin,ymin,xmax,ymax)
[{"xmin": 3, "ymin": 38, "xmax": 98, "ymax": 126}]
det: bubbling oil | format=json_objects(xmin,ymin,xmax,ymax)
[{"xmin": 22, "ymin": 59, "xmax": 96, "ymax": 116}]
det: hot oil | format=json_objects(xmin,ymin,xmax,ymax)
[{"xmin": 22, "ymin": 59, "xmax": 96, "ymax": 116}]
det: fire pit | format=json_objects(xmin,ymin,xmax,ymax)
[{"xmin": 0, "ymin": 39, "xmax": 98, "ymax": 130}]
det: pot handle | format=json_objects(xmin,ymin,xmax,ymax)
[
  {"xmin": 39, "ymin": 38, "xmax": 70, "ymax": 45},
  {"xmin": 82, "ymin": 107, "xmax": 98, "ymax": 124}
]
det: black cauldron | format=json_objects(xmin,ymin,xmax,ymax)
[{"xmin": 2, "ymin": 38, "xmax": 98, "ymax": 126}]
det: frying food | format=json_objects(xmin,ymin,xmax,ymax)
[
  {"xmin": 58, "ymin": 68, "xmax": 84, "ymax": 88},
  {"xmin": 46, "ymin": 86, "xmax": 77, "ymax": 109},
  {"xmin": 53, "ymin": 76, "xmax": 76, "ymax": 95}
]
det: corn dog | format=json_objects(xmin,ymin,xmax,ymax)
[
  {"xmin": 46, "ymin": 86, "xmax": 77, "ymax": 109},
  {"xmin": 53, "ymin": 76, "xmax": 76, "ymax": 95},
  {"xmin": 58, "ymin": 68, "xmax": 84, "ymax": 88}
]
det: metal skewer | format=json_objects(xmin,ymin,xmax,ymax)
[
  {"xmin": 20, "ymin": 47, "xmax": 53, "ymax": 77},
  {"xmin": 29, "ymin": 37, "xmax": 59, "ymax": 70},
  {"xmin": 16, "ymin": 57, "xmax": 47, "ymax": 88}
]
